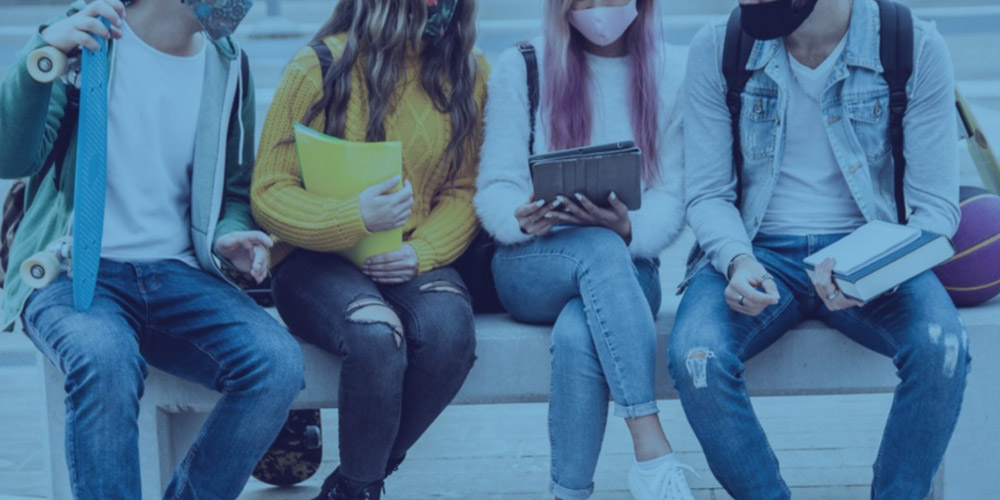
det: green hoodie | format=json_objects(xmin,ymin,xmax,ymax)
[{"xmin": 0, "ymin": 1, "xmax": 257, "ymax": 331}]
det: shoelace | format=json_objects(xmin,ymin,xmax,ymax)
[{"xmin": 659, "ymin": 462, "xmax": 698, "ymax": 500}]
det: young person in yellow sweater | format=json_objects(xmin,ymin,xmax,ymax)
[{"xmin": 250, "ymin": 0, "xmax": 487, "ymax": 499}]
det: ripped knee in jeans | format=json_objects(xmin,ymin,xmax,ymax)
[
  {"xmin": 346, "ymin": 296, "xmax": 404, "ymax": 349},
  {"xmin": 418, "ymin": 280, "xmax": 468, "ymax": 298},
  {"xmin": 685, "ymin": 348, "xmax": 717, "ymax": 389}
]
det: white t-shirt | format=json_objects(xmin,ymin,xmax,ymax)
[
  {"xmin": 101, "ymin": 22, "xmax": 206, "ymax": 266},
  {"xmin": 759, "ymin": 36, "xmax": 867, "ymax": 235}
]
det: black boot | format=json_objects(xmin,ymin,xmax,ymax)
[
  {"xmin": 311, "ymin": 467, "xmax": 383, "ymax": 500},
  {"xmin": 384, "ymin": 454, "xmax": 406, "ymax": 479}
]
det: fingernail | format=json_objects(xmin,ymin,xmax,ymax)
[
  {"xmin": 610, "ymin": 192, "xmax": 617, "ymax": 200},
  {"xmin": 544, "ymin": 213, "xmax": 554, "ymax": 219},
  {"xmin": 534, "ymin": 200, "xmax": 546, "ymax": 207},
  {"xmin": 552, "ymin": 198, "xmax": 563, "ymax": 207},
  {"xmin": 574, "ymin": 193, "xmax": 584, "ymax": 201}
]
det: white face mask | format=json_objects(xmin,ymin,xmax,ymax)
[{"xmin": 568, "ymin": 0, "xmax": 638, "ymax": 47}]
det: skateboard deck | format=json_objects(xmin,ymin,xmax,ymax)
[
  {"xmin": 252, "ymin": 409, "xmax": 323, "ymax": 486},
  {"xmin": 957, "ymin": 89, "xmax": 1000, "ymax": 195}
]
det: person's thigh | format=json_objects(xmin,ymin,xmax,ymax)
[
  {"xmin": 140, "ymin": 260, "xmax": 302, "ymax": 394},
  {"xmin": 380, "ymin": 266, "xmax": 476, "ymax": 364},
  {"xmin": 22, "ymin": 270, "xmax": 147, "ymax": 388},
  {"xmin": 492, "ymin": 227, "xmax": 639, "ymax": 324},
  {"xmin": 668, "ymin": 265, "xmax": 803, "ymax": 383},
  {"xmin": 272, "ymin": 250, "xmax": 401, "ymax": 354},
  {"xmin": 819, "ymin": 271, "xmax": 970, "ymax": 374}
]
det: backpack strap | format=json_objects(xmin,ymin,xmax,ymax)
[
  {"xmin": 45, "ymin": 82, "xmax": 81, "ymax": 188},
  {"xmin": 310, "ymin": 39, "xmax": 335, "ymax": 99},
  {"xmin": 875, "ymin": 0, "xmax": 914, "ymax": 224},
  {"xmin": 517, "ymin": 41, "xmax": 540, "ymax": 156},
  {"xmin": 722, "ymin": 8, "xmax": 754, "ymax": 210}
]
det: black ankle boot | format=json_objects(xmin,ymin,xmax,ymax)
[
  {"xmin": 384, "ymin": 454, "xmax": 406, "ymax": 479},
  {"xmin": 311, "ymin": 467, "xmax": 383, "ymax": 500}
]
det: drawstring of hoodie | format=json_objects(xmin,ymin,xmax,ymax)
[{"xmin": 236, "ymin": 57, "xmax": 246, "ymax": 166}]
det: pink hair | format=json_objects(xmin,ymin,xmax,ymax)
[{"xmin": 543, "ymin": 0, "xmax": 662, "ymax": 184}]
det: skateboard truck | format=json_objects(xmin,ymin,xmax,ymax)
[
  {"xmin": 27, "ymin": 46, "xmax": 69, "ymax": 84},
  {"xmin": 21, "ymin": 236, "xmax": 73, "ymax": 289}
]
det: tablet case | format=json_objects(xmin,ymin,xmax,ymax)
[{"xmin": 529, "ymin": 141, "xmax": 642, "ymax": 210}]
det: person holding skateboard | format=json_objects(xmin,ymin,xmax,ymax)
[
  {"xmin": 0, "ymin": 1, "xmax": 304, "ymax": 499},
  {"xmin": 251, "ymin": 0, "xmax": 487, "ymax": 498}
]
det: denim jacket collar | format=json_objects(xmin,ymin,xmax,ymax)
[{"xmin": 746, "ymin": 0, "xmax": 883, "ymax": 74}]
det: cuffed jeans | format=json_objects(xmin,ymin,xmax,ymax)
[
  {"xmin": 669, "ymin": 233, "xmax": 970, "ymax": 500},
  {"xmin": 493, "ymin": 227, "xmax": 663, "ymax": 500},
  {"xmin": 22, "ymin": 259, "xmax": 304, "ymax": 500}
]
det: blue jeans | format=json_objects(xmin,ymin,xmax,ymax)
[
  {"xmin": 669, "ymin": 233, "xmax": 970, "ymax": 500},
  {"xmin": 271, "ymin": 250, "xmax": 477, "ymax": 487},
  {"xmin": 493, "ymin": 227, "xmax": 663, "ymax": 500},
  {"xmin": 22, "ymin": 259, "xmax": 304, "ymax": 500}
]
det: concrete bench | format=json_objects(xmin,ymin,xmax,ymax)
[{"xmin": 38, "ymin": 304, "xmax": 999, "ymax": 500}]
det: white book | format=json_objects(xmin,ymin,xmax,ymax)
[{"xmin": 803, "ymin": 221, "xmax": 955, "ymax": 302}]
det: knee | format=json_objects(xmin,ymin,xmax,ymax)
[
  {"xmin": 667, "ymin": 331, "xmax": 736, "ymax": 394},
  {"xmin": 63, "ymin": 339, "xmax": 146, "ymax": 402},
  {"xmin": 260, "ymin": 334, "xmax": 306, "ymax": 398},
  {"xmin": 550, "ymin": 307, "xmax": 596, "ymax": 360},
  {"xmin": 901, "ymin": 321, "xmax": 971, "ymax": 386},
  {"xmin": 411, "ymin": 298, "xmax": 477, "ymax": 372},
  {"xmin": 339, "ymin": 296, "xmax": 409, "ymax": 369}
]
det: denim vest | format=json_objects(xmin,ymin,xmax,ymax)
[{"xmin": 682, "ymin": 0, "xmax": 959, "ymax": 287}]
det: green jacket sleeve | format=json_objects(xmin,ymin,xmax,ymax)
[{"xmin": 0, "ymin": 33, "xmax": 69, "ymax": 180}]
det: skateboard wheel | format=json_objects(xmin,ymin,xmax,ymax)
[
  {"xmin": 20, "ymin": 252, "xmax": 61, "ymax": 289},
  {"xmin": 304, "ymin": 425, "xmax": 322, "ymax": 450},
  {"xmin": 27, "ymin": 47, "xmax": 68, "ymax": 84}
]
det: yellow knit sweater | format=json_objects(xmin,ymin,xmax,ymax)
[{"xmin": 251, "ymin": 35, "xmax": 489, "ymax": 273}]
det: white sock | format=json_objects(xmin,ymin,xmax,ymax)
[{"xmin": 636, "ymin": 452, "xmax": 678, "ymax": 471}]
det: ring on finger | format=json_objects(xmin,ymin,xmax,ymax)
[
  {"xmin": 760, "ymin": 274, "xmax": 775, "ymax": 283},
  {"xmin": 826, "ymin": 289, "xmax": 841, "ymax": 301},
  {"xmin": 738, "ymin": 294, "xmax": 745, "ymax": 306}
]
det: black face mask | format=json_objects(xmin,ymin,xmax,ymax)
[{"xmin": 740, "ymin": 0, "xmax": 820, "ymax": 41}]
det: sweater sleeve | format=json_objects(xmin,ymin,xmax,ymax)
[
  {"xmin": 474, "ymin": 47, "xmax": 536, "ymax": 246},
  {"xmin": 627, "ymin": 58, "xmax": 686, "ymax": 259},
  {"xmin": 250, "ymin": 47, "xmax": 371, "ymax": 253},
  {"xmin": 409, "ymin": 54, "xmax": 491, "ymax": 274}
]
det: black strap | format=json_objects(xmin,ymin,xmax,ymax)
[
  {"xmin": 876, "ymin": 0, "xmax": 914, "ymax": 224},
  {"xmin": 517, "ymin": 42, "xmax": 540, "ymax": 155},
  {"xmin": 721, "ymin": 8, "xmax": 754, "ymax": 210},
  {"xmin": 44, "ymin": 83, "xmax": 80, "ymax": 188},
  {"xmin": 310, "ymin": 40, "xmax": 335, "ymax": 99}
]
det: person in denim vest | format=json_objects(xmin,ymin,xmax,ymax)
[{"xmin": 670, "ymin": 0, "xmax": 968, "ymax": 499}]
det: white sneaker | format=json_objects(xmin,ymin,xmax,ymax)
[{"xmin": 627, "ymin": 455, "xmax": 696, "ymax": 500}]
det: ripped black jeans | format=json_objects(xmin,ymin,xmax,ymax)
[{"xmin": 271, "ymin": 250, "xmax": 477, "ymax": 486}]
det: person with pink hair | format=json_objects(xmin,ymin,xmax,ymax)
[{"xmin": 474, "ymin": 1, "xmax": 692, "ymax": 499}]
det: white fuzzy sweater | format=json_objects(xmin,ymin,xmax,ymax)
[{"xmin": 474, "ymin": 37, "xmax": 687, "ymax": 259}]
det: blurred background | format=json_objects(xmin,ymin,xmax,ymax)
[{"xmin": 0, "ymin": 1, "xmax": 997, "ymax": 499}]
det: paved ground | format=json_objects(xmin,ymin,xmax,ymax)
[{"xmin": 0, "ymin": 1, "xmax": 998, "ymax": 498}]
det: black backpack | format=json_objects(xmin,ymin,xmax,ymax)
[{"xmin": 722, "ymin": 0, "xmax": 913, "ymax": 223}]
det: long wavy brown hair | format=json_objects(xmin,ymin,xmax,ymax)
[{"xmin": 301, "ymin": 0, "xmax": 481, "ymax": 181}]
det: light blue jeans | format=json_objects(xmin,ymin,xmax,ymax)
[
  {"xmin": 669, "ymin": 233, "xmax": 970, "ymax": 500},
  {"xmin": 493, "ymin": 227, "xmax": 662, "ymax": 500},
  {"xmin": 22, "ymin": 259, "xmax": 305, "ymax": 500}
]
